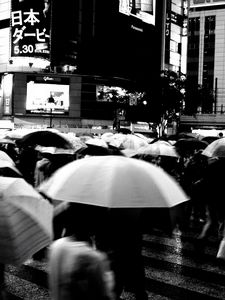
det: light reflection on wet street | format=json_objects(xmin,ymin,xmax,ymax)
[{"xmin": 3, "ymin": 222, "xmax": 225, "ymax": 299}]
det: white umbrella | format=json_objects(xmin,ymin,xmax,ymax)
[
  {"xmin": 101, "ymin": 132, "xmax": 114, "ymax": 143},
  {"xmin": 202, "ymin": 137, "xmax": 225, "ymax": 158},
  {"xmin": 120, "ymin": 134, "xmax": 149, "ymax": 150},
  {"xmin": 0, "ymin": 150, "xmax": 15, "ymax": 165},
  {"xmin": 35, "ymin": 146, "xmax": 75, "ymax": 155},
  {"xmin": 61, "ymin": 134, "xmax": 87, "ymax": 152},
  {"xmin": 136, "ymin": 142, "xmax": 179, "ymax": 157},
  {"xmin": 4, "ymin": 128, "xmax": 37, "ymax": 140},
  {"xmin": 86, "ymin": 138, "xmax": 108, "ymax": 148},
  {"xmin": 38, "ymin": 155, "xmax": 188, "ymax": 208},
  {"xmin": 0, "ymin": 177, "xmax": 53, "ymax": 265},
  {"xmin": 134, "ymin": 133, "xmax": 153, "ymax": 144}
]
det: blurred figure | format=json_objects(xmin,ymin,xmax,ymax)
[
  {"xmin": 95, "ymin": 209, "xmax": 148, "ymax": 300},
  {"xmin": 34, "ymin": 151, "xmax": 52, "ymax": 187},
  {"xmin": 53, "ymin": 206, "xmax": 148, "ymax": 300},
  {"xmin": 48, "ymin": 237, "xmax": 115, "ymax": 300},
  {"xmin": 180, "ymin": 150, "xmax": 208, "ymax": 225},
  {"xmin": 16, "ymin": 146, "xmax": 37, "ymax": 185},
  {"xmin": 194, "ymin": 157, "xmax": 225, "ymax": 253},
  {"xmin": 157, "ymin": 156, "xmax": 180, "ymax": 181}
]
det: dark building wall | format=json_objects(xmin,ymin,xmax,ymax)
[
  {"xmin": 79, "ymin": 0, "xmax": 163, "ymax": 122},
  {"xmin": 47, "ymin": 0, "xmax": 164, "ymax": 123},
  {"xmin": 51, "ymin": 0, "xmax": 161, "ymax": 87},
  {"xmin": 50, "ymin": 0, "xmax": 80, "ymax": 67},
  {"xmin": 14, "ymin": 74, "xmax": 27, "ymax": 115}
]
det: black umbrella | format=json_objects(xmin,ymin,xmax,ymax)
[
  {"xmin": 201, "ymin": 136, "xmax": 219, "ymax": 144},
  {"xmin": 17, "ymin": 130, "xmax": 73, "ymax": 149},
  {"xmin": 0, "ymin": 161, "xmax": 22, "ymax": 178},
  {"xmin": 175, "ymin": 138, "xmax": 208, "ymax": 155},
  {"xmin": 77, "ymin": 144, "xmax": 124, "ymax": 156}
]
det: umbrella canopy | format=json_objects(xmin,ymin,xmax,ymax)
[
  {"xmin": 200, "ymin": 136, "xmax": 219, "ymax": 144},
  {"xmin": 77, "ymin": 144, "xmax": 123, "ymax": 157},
  {"xmin": 101, "ymin": 132, "xmax": 114, "ymax": 143},
  {"xmin": 119, "ymin": 134, "xmax": 149, "ymax": 150},
  {"xmin": 0, "ymin": 177, "xmax": 53, "ymax": 265},
  {"xmin": 168, "ymin": 132, "xmax": 201, "ymax": 140},
  {"xmin": 35, "ymin": 145, "xmax": 75, "ymax": 155},
  {"xmin": 0, "ymin": 138, "xmax": 15, "ymax": 145},
  {"xmin": 61, "ymin": 134, "xmax": 87, "ymax": 152},
  {"xmin": 0, "ymin": 150, "xmax": 15, "ymax": 164},
  {"xmin": 174, "ymin": 138, "xmax": 208, "ymax": 155},
  {"xmin": 17, "ymin": 130, "xmax": 73, "ymax": 149},
  {"xmin": 38, "ymin": 155, "xmax": 188, "ymax": 208},
  {"xmin": 4, "ymin": 128, "xmax": 37, "ymax": 140},
  {"xmin": 136, "ymin": 141, "xmax": 179, "ymax": 157},
  {"xmin": 0, "ymin": 161, "xmax": 22, "ymax": 177},
  {"xmin": 86, "ymin": 137, "xmax": 108, "ymax": 148},
  {"xmin": 202, "ymin": 137, "xmax": 225, "ymax": 158}
]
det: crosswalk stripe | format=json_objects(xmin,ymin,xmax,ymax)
[
  {"xmin": 4, "ymin": 272, "xmax": 50, "ymax": 300},
  {"xmin": 2, "ymin": 225, "xmax": 225, "ymax": 300}
]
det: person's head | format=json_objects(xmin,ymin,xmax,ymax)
[{"xmin": 49, "ymin": 238, "xmax": 115, "ymax": 300}]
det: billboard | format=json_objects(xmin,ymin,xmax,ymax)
[
  {"xmin": 190, "ymin": 0, "xmax": 225, "ymax": 7},
  {"xmin": 2, "ymin": 74, "xmax": 13, "ymax": 116},
  {"xmin": 10, "ymin": 0, "xmax": 51, "ymax": 59},
  {"xmin": 119, "ymin": 0, "xmax": 156, "ymax": 25},
  {"xmin": 26, "ymin": 76, "xmax": 69, "ymax": 115},
  {"xmin": 96, "ymin": 85, "xmax": 145, "ymax": 106}
]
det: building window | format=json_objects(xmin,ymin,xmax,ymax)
[{"xmin": 203, "ymin": 16, "xmax": 215, "ymax": 89}]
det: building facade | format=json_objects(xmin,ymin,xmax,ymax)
[
  {"xmin": 180, "ymin": 0, "xmax": 225, "ymax": 130},
  {"xmin": 0, "ymin": 0, "xmax": 167, "ymax": 129}
]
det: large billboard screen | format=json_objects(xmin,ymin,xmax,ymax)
[
  {"xmin": 119, "ymin": 0, "xmax": 156, "ymax": 25},
  {"xmin": 10, "ymin": 0, "xmax": 51, "ymax": 59},
  {"xmin": 26, "ymin": 76, "xmax": 69, "ymax": 115}
]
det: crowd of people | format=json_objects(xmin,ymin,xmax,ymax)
[{"xmin": 0, "ymin": 130, "xmax": 225, "ymax": 300}]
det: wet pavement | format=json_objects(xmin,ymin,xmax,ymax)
[{"xmin": 3, "ymin": 221, "xmax": 225, "ymax": 299}]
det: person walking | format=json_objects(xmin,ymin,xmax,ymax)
[
  {"xmin": 48, "ymin": 236, "xmax": 115, "ymax": 300},
  {"xmin": 193, "ymin": 157, "xmax": 225, "ymax": 253},
  {"xmin": 95, "ymin": 208, "xmax": 148, "ymax": 300}
]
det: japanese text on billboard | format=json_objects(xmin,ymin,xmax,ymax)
[{"xmin": 11, "ymin": 0, "xmax": 51, "ymax": 59}]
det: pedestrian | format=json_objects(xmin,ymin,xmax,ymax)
[
  {"xmin": 34, "ymin": 149, "xmax": 53, "ymax": 187},
  {"xmin": 52, "ymin": 205, "xmax": 148, "ymax": 299},
  {"xmin": 95, "ymin": 208, "xmax": 148, "ymax": 300},
  {"xmin": 48, "ymin": 236, "xmax": 115, "ymax": 300},
  {"xmin": 16, "ymin": 146, "xmax": 38, "ymax": 186},
  {"xmin": 193, "ymin": 157, "xmax": 225, "ymax": 254}
]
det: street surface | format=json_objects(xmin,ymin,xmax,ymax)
[{"xmin": 3, "ymin": 222, "xmax": 225, "ymax": 299}]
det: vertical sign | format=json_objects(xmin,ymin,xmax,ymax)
[
  {"xmin": 11, "ymin": 0, "xmax": 51, "ymax": 59},
  {"xmin": 2, "ymin": 74, "xmax": 13, "ymax": 116},
  {"xmin": 119, "ymin": 0, "xmax": 156, "ymax": 25},
  {"xmin": 165, "ymin": 0, "xmax": 171, "ymax": 64}
]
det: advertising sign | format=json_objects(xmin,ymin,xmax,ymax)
[
  {"xmin": 10, "ymin": 0, "xmax": 51, "ymax": 59},
  {"xmin": 26, "ymin": 76, "xmax": 69, "ymax": 115},
  {"xmin": 119, "ymin": 0, "xmax": 156, "ymax": 25},
  {"xmin": 2, "ymin": 74, "xmax": 13, "ymax": 116}
]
